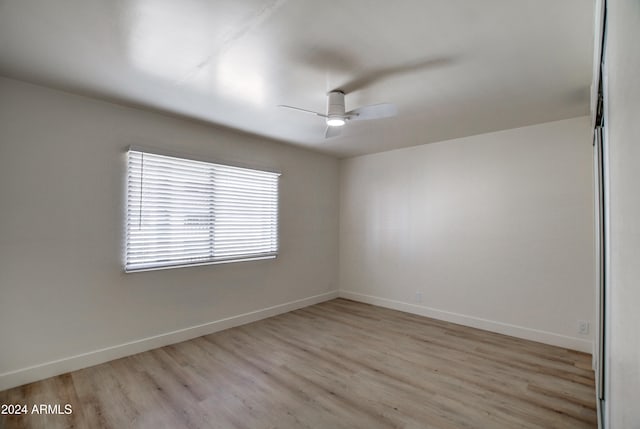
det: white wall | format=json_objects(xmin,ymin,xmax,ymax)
[
  {"xmin": 0, "ymin": 77, "xmax": 339, "ymax": 390},
  {"xmin": 340, "ymin": 117, "xmax": 595, "ymax": 352},
  {"xmin": 603, "ymin": 0, "xmax": 640, "ymax": 426}
]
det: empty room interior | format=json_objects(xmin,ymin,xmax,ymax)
[{"xmin": 0, "ymin": 0, "xmax": 638, "ymax": 428}]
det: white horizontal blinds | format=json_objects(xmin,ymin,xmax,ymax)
[
  {"xmin": 126, "ymin": 150, "xmax": 279, "ymax": 272},
  {"xmin": 213, "ymin": 164, "xmax": 279, "ymax": 259}
]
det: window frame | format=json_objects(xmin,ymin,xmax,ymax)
[{"xmin": 124, "ymin": 146, "xmax": 281, "ymax": 273}]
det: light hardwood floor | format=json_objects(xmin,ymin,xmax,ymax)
[{"xmin": 0, "ymin": 299, "xmax": 596, "ymax": 429}]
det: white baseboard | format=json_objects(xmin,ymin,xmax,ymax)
[
  {"xmin": 339, "ymin": 290, "xmax": 593, "ymax": 353},
  {"xmin": 0, "ymin": 291, "xmax": 339, "ymax": 391}
]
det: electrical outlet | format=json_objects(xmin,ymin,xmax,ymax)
[
  {"xmin": 415, "ymin": 291, "xmax": 423, "ymax": 303},
  {"xmin": 578, "ymin": 320, "xmax": 589, "ymax": 335}
]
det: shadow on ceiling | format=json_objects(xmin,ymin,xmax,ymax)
[{"xmin": 293, "ymin": 46, "xmax": 457, "ymax": 94}]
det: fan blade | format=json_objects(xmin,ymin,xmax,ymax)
[
  {"xmin": 325, "ymin": 126, "xmax": 343, "ymax": 139},
  {"xmin": 278, "ymin": 105, "xmax": 327, "ymax": 118},
  {"xmin": 346, "ymin": 103, "xmax": 397, "ymax": 121}
]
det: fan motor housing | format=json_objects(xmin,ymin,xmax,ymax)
[{"xmin": 327, "ymin": 90, "xmax": 346, "ymax": 118}]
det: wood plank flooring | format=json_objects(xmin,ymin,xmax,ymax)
[{"xmin": 0, "ymin": 298, "xmax": 597, "ymax": 428}]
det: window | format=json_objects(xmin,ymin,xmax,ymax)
[{"xmin": 125, "ymin": 149, "xmax": 280, "ymax": 272}]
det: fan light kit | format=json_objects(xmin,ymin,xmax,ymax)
[
  {"xmin": 327, "ymin": 118, "xmax": 346, "ymax": 127},
  {"xmin": 278, "ymin": 90, "xmax": 397, "ymax": 138}
]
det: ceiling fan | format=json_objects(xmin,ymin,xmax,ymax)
[{"xmin": 278, "ymin": 90, "xmax": 397, "ymax": 138}]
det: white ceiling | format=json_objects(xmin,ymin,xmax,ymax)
[{"xmin": 0, "ymin": 0, "xmax": 594, "ymax": 157}]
